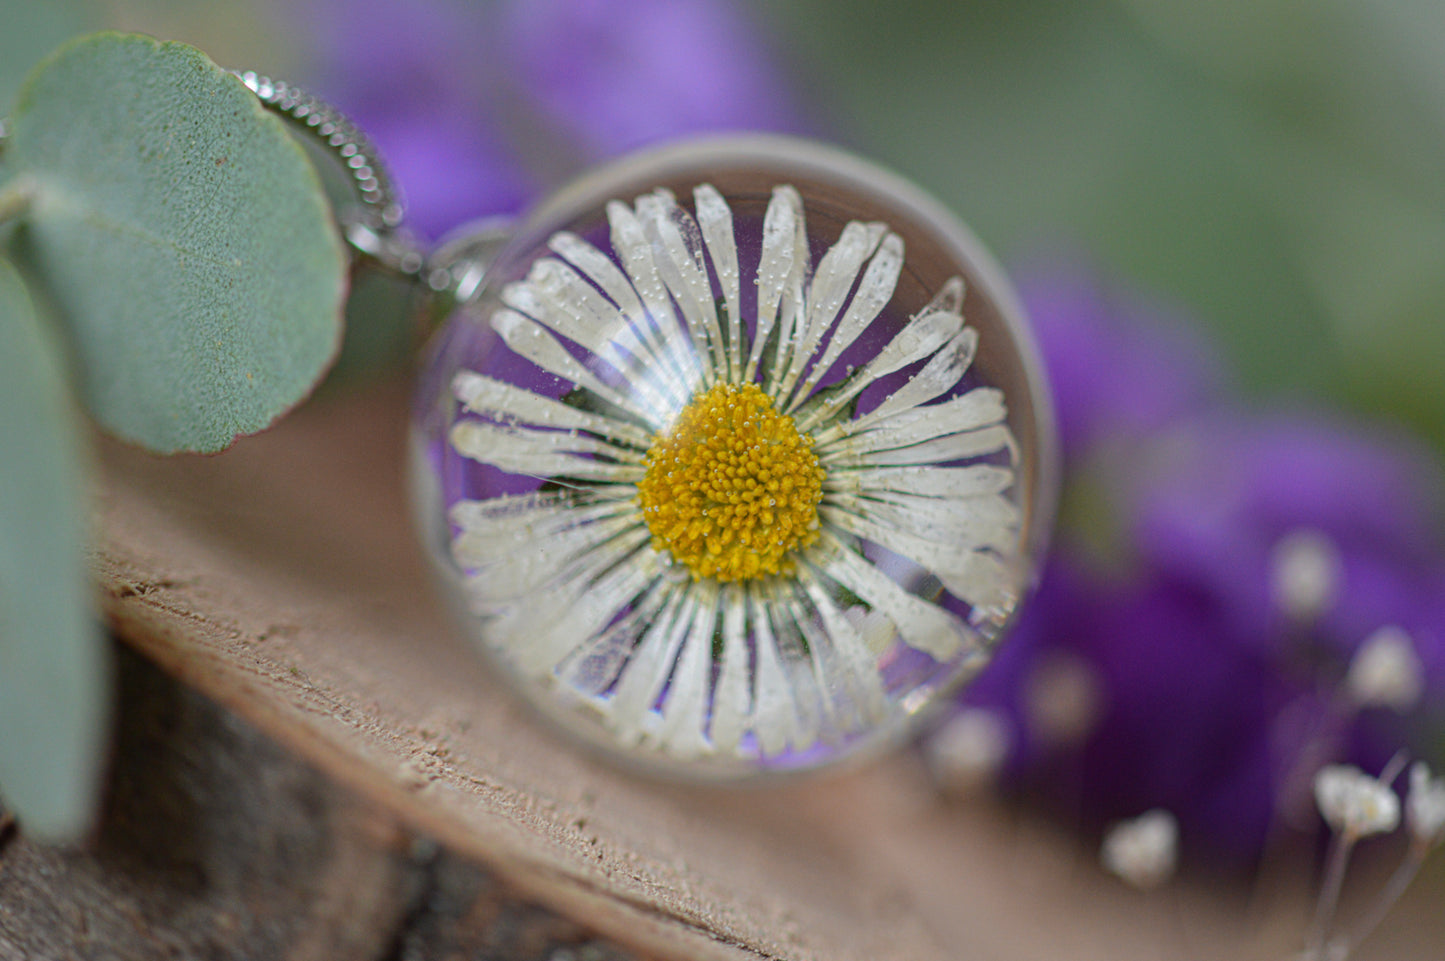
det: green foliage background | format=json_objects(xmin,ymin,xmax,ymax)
[{"xmin": 763, "ymin": 0, "xmax": 1445, "ymax": 453}]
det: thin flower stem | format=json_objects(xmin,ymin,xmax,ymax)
[
  {"xmin": 0, "ymin": 176, "xmax": 35, "ymax": 227},
  {"xmin": 1378, "ymin": 749, "xmax": 1410, "ymax": 789},
  {"xmin": 1340, "ymin": 841, "xmax": 1426, "ymax": 958},
  {"xmin": 1308, "ymin": 830, "xmax": 1357, "ymax": 959}
]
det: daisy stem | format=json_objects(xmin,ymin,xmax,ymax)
[
  {"xmin": 0, "ymin": 175, "xmax": 35, "ymax": 227},
  {"xmin": 1340, "ymin": 840, "xmax": 1426, "ymax": 959},
  {"xmin": 1308, "ymin": 829, "xmax": 1357, "ymax": 959}
]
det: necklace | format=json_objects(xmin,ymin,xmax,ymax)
[{"xmin": 245, "ymin": 77, "xmax": 1057, "ymax": 779}]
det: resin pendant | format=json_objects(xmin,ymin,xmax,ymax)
[{"xmin": 410, "ymin": 135, "xmax": 1056, "ymax": 779}]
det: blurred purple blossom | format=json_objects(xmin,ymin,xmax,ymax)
[
  {"xmin": 300, "ymin": 0, "xmax": 804, "ymax": 240},
  {"xmin": 1021, "ymin": 261, "xmax": 1224, "ymax": 458},
  {"xmin": 956, "ymin": 260, "xmax": 1445, "ymax": 867},
  {"xmin": 498, "ymin": 0, "xmax": 802, "ymax": 157}
]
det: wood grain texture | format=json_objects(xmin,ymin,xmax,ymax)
[
  {"xmin": 90, "ymin": 379, "xmax": 1445, "ymax": 961},
  {"xmin": 0, "ymin": 645, "xmax": 640, "ymax": 961}
]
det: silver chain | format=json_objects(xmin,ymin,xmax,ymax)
[
  {"xmin": 2, "ymin": 75, "xmax": 486, "ymax": 300},
  {"xmin": 231, "ymin": 69, "xmax": 427, "ymax": 278}
]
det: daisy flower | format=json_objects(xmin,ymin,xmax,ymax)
[{"xmin": 444, "ymin": 183, "xmax": 1024, "ymax": 765}]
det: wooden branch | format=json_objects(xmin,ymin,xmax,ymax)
[{"xmin": 86, "ymin": 379, "xmax": 1444, "ymax": 961}]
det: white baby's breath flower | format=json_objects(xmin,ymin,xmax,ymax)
[
  {"xmin": 924, "ymin": 708, "xmax": 1011, "ymax": 794},
  {"xmin": 1406, "ymin": 762, "xmax": 1445, "ymax": 848},
  {"xmin": 1270, "ymin": 528, "xmax": 1341, "ymax": 624},
  {"xmin": 446, "ymin": 184, "xmax": 1021, "ymax": 761},
  {"xmin": 1024, "ymin": 650, "xmax": 1102, "ymax": 747},
  {"xmin": 1344, "ymin": 625, "xmax": 1424, "ymax": 712},
  {"xmin": 1101, "ymin": 809, "xmax": 1179, "ymax": 890},
  {"xmin": 1314, "ymin": 764, "xmax": 1400, "ymax": 838}
]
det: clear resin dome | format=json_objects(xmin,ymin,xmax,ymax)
[{"xmin": 410, "ymin": 135, "xmax": 1056, "ymax": 779}]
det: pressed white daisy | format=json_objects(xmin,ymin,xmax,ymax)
[{"xmin": 438, "ymin": 180, "xmax": 1027, "ymax": 767}]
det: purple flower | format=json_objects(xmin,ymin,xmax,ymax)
[
  {"xmin": 1019, "ymin": 259, "xmax": 1224, "ymax": 458},
  {"xmin": 956, "ymin": 262, "xmax": 1445, "ymax": 867},
  {"xmin": 498, "ymin": 0, "xmax": 804, "ymax": 158},
  {"xmin": 299, "ymin": 0, "xmax": 803, "ymax": 241},
  {"xmin": 300, "ymin": 0, "xmax": 534, "ymax": 240}
]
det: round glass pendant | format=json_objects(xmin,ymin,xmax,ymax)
[{"xmin": 410, "ymin": 135, "xmax": 1056, "ymax": 779}]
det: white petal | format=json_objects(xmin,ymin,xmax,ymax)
[
  {"xmin": 465, "ymin": 522, "xmax": 651, "ymax": 607},
  {"xmin": 607, "ymin": 200, "xmax": 705, "ymax": 393},
  {"xmin": 548, "ymin": 231, "xmax": 647, "ymax": 320},
  {"xmin": 824, "ymin": 463, "xmax": 1014, "ymax": 499},
  {"xmin": 794, "ymin": 281, "xmax": 966, "ymax": 433},
  {"xmin": 819, "ymin": 424, "xmax": 1016, "ymax": 469},
  {"xmin": 607, "ymin": 584, "xmax": 694, "ymax": 743},
  {"xmin": 464, "ymin": 523, "xmax": 650, "ymax": 619},
  {"xmin": 768, "ymin": 273, "xmax": 808, "ymax": 399},
  {"xmin": 503, "ymin": 260, "xmax": 679, "ymax": 418},
  {"xmin": 450, "ymin": 420, "xmax": 646, "ymax": 482},
  {"xmin": 780, "ymin": 580, "xmax": 883, "ymax": 734},
  {"xmin": 557, "ymin": 579, "xmax": 672, "ymax": 697},
  {"xmin": 807, "ymin": 533, "xmax": 981, "ymax": 663},
  {"xmin": 789, "ymin": 231, "xmax": 904, "ymax": 409},
  {"xmin": 453, "ymin": 371, "xmax": 653, "ymax": 450},
  {"xmin": 694, "ymin": 184, "xmax": 742, "ymax": 382},
  {"xmin": 772, "ymin": 585, "xmax": 839, "ymax": 735},
  {"xmin": 748, "ymin": 584, "xmax": 813, "ymax": 756},
  {"xmin": 639, "ymin": 189, "xmax": 724, "ymax": 385},
  {"xmin": 845, "ymin": 327, "xmax": 978, "ymax": 433},
  {"xmin": 832, "ymin": 326, "xmax": 976, "ymax": 439},
  {"xmin": 491, "ymin": 308, "xmax": 660, "ymax": 428},
  {"xmin": 797, "ymin": 568, "xmax": 890, "ymax": 729},
  {"xmin": 504, "ymin": 262, "xmax": 629, "ymax": 367},
  {"xmin": 710, "ymin": 582, "xmax": 752, "ymax": 754},
  {"xmin": 766, "ymin": 209, "xmax": 813, "ymax": 397},
  {"xmin": 939, "ymin": 551, "xmax": 1021, "ymax": 621},
  {"xmin": 826, "ymin": 489, "xmax": 1019, "ymax": 554},
  {"xmin": 451, "ymin": 492, "xmax": 633, "ymax": 566},
  {"xmin": 819, "ymin": 502, "xmax": 1017, "ymax": 609},
  {"xmin": 652, "ymin": 581, "xmax": 720, "ymax": 759},
  {"xmin": 817, "ymin": 388, "xmax": 1008, "ymax": 456},
  {"xmin": 497, "ymin": 548, "xmax": 665, "ymax": 677},
  {"xmin": 776, "ymin": 221, "xmax": 885, "ymax": 403},
  {"xmin": 747, "ymin": 186, "xmax": 805, "ymax": 383}
]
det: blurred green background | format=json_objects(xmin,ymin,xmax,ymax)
[{"xmin": 6, "ymin": 0, "xmax": 1445, "ymax": 456}]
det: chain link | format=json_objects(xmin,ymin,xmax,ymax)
[
  {"xmin": 2, "ymin": 75, "xmax": 491, "ymax": 301},
  {"xmin": 232, "ymin": 69, "xmax": 427, "ymax": 278}
]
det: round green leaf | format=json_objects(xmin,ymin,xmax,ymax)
[
  {"xmin": 5, "ymin": 32, "xmax": 346, "ymax": 452},
  {"xmin": 0, "ymin": 256, "xmax": 110, "ymax": 842}
]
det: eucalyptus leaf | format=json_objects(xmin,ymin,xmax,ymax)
[
  {"xmin": 3, "ymin": 32, "xmax": 346, "ymax": 452},
  {"xmin": 0, "ymin": 256, "xmax": 109, "ymax": 842}
]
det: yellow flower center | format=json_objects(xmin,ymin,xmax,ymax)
[{"xmin": 638, "ymin": 382, "xmax": 825, "ymax": 582}]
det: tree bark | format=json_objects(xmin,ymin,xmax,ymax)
[{"xmin": 0, "ymin": 645, "xmax": 639, "ymax": 960}]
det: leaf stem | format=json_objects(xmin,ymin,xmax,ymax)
[{"xmin": 0, "ymin": 176, "xmax": 35, "ymax": 227}]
